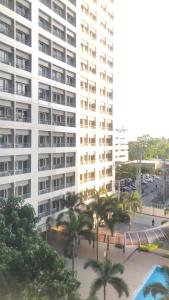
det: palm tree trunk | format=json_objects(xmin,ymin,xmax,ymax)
[
  {"xmin": 103, "ymin": 284, "xmax": 106, "ymax": 300},
  {"xmin": 72, "ymin": 242, "xmax": 75, "ymax": 272},
  {"xmin": 46, "ymin": 229, "xmax": 48, "ymax": 241},
  {"xmin": 96, "ymin": 220, "xmax": 99, "ymax": 261}
]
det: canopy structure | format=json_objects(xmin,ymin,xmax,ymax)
[{"xmin": 124, "ymin": 222, "xmax": 169, "ymax": 247}]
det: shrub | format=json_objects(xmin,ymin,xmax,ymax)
[{"xmin": 139, "ymin": 242, "xmax": 162, "ymax": 252}]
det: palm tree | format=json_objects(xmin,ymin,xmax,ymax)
[
  {"xmin": 84, "ymin": 257, "xmax": 129, "ymax": 300},
  {"xmin": 64, "ymin": 192, "xmax": 84, "ymax": 211},
  {"xmin": 144, "ymin": 266, "xmax": 169, "ymax": 299},
  {"xmin": 86, "ymin": 188, "xmax": 115, "ymax": 260},
  {"xmin": 121, "ymin": 191, "xmax": 142, "ymax": 230},
  {"xmin": 56, "ymin": 209, "xmax": 94, "ymax": 272}
]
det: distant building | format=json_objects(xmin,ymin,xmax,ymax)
[
  {"xmin": 114, "ymin": 128, "xmax": 128, "ymax": 162},
  {"xmin": 126, "ymin": 160, "xmax": 163, "ymax": 172}
]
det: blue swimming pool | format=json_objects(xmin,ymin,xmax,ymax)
[{"xmin": 134, "ymin": 266, "xmax": 168, "ymax": 300}]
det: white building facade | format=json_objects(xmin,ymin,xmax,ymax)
[
  {"xmin": 114, "ymin": 128, "xmax": 128, "ymax": 163},
  {"xmin": 0, "ymin": 0, "xmax": 114, "ymax": 228}
]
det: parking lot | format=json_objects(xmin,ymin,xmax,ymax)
[{"xmin": 118, "ymin": 174, "xmax": 168, "ymax": 207}]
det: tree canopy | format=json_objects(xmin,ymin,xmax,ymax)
[
  {"xmin": 0, "ymin": 197, "xmax": 80, "ymax": 300},
  {"xmin": 129, "ymin": 135, "xmax": 169, "ymax": 161}
]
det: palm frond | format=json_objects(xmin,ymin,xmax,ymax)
[
  {"xmin": 144, "ymin": 283, "xmax": 168, "ymax": 298},
  {"xmin": 84, "ymin": 259, "xmax": 102, "ymax": 275},
  {"xmin": 111, "ymin": 263, "xmax": 124, "ymax": 275},
  {"xmin": 89, "ymin": 278, "xmax": 103, "ymax": 297},
  {"xmin": 161, "ymin": 266, "xmax": 169, "ymax": 278},
  {"xmin": 79, "ymin": 230, "xmax": 95, "ymax": 243},
  {"xmin": 108, "ymin": 277, "xmax": 129, "ymax": 298}
]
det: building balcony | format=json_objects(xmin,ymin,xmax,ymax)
[
  {"xmin": 20, "ymin": 193, "xmax": 31, "ymax": 200},
  {"xmin": 39, "ymin": 143, "xmax": 51, "ymax": 148},
  {"xmin": 66, "ymin": 162, "xmax": 75, "ymax": 167},
  {"xmin": 16, "ymin": 90, "xmax": 31, "ymax": 97},
  {"xmin": 52, "ymin": 121, "xmax": 65, "ymax": 126},
  {"xmin": 0, "ymin": 115, "xmax": 14, "ymax": 121},
  {"xmin": 0, "ymin": 170, "xmax": 14, "ymax": 177},
  {"xmin": 52, "ymin": 164, "xmax": 65, "ymax": 169},
  {"xmin": 0, "ymin": 86, "xmax": 13, "ymax": 94},
  {"xmin": 15, "ymin": 168, "xmax": 31, "ymax": 175},
  {"xmin": 39, "ymin": 188, "xmax": 51, "ymax": 195},
  {"xmin": 39, "ymin": 0, "xmax": 51, "ymax": 8},
  {"xmin": 0, "ymin": 143, "xmax": 14, "ymax": 148},
  {"xmin": 15, "ymin": 143, "xmax": 31, "ymax": 148},
  {"xmin": 39, "ymin": 165, "xmax": 51, "ymax": 171},
  {"xmin": 0, "ymin": 0, "xmax": 13, "ymax": 9},
  {"xmin": 52, "ymin": 142, "xmax": 65, "ymax": 147},
  {"xmin": 53, "ymin": 184, "xmax": 65, "ymax": 191},
  {"xmin": 38, "ymin": 210, "xmax": 50, "ymax": 218},
  {"xmin": 66, "ymin": 182, "xmax": 75, "ymax": 188},
  {"xmin": 39, "ymin": 118, "xmax": 51, "ymax": 125},
  {"xmin": 16, "ymin": 63, "xmax": 31, "ymax": 72},
  {"xmin": 16, "ymin": 116, "xmax": 31, "ymax": 123}
]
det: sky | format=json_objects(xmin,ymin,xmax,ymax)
[{"xmin": 114, "ymin": 0, "xmax": 169, "ymax": 141}]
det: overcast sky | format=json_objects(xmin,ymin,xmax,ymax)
[{"xmin": 114, "ymin": 0, "xmax": 169, "ymax": 141}]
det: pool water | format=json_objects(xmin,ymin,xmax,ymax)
[{"xmin": 134, "ymin": 266, "xmax": 168, "ymax": 300}]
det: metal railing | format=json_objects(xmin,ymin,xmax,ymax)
[
  {"xmin": 15, "ymin": 168, "xmax": 31, "ymax": 175},
  {"xmin": 38, "ymin": 165, "xmax": 51, "ymax": 171},
  {"xmin": 0, "ymin": 143, "xmax": 14, "ymax": 148},
  {"xmin": 16, "ymin": 116, "xmax": 31, "ymax": 122},
  {"xmin": 15, "ymin": 143, "xmax": 31, "ymax": 148},
  {"xmin": 39, "ymin": 188, "xmax": 51, "ymax": 195},
  {"xmin": 0, "ymin": 115, "xmax": 14, "ymax": 121},
  {"xmin": 53, "ymin": 184, "xmax": 65, "ymax": 191},
  {"xmin": 52, "ymin": 164, "xmax": 65, "ymax": 169},
  {"xmin": 39, "ymin": 119, "xmax": 51, "ymax": 125},
  {"xmin": 0, "ymin": 170, "xmax": 14, "ymax": 177},
  {"xmin": 39, "ymin": 142, "xmax": 51, "ymax": 147}
]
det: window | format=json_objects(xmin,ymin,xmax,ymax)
[
  {"xmin": 0, "ymin": 49, "xmax": 12, "ymax": 65},
  {"xmin": 39, "ymin": 40, "xmax": 50, "ymax": 54},
  {"xmin": 0, "ymin": 19, "xmax": 11, "ymax": 37},
  {"xmin": 39, "ymin": 65, "xmax": 50, "ymax": 78},
  {"xmin": 53, "ymin": 1, "xmax": 65, "ymax": 18},
  {"xmin": 16, "ymin": 82, "xmax": 27, "ymax": 96},
  {"xmin": 67, "ymin": 51, "xmax": 76, "ymax": 67},
  {"xmin": 16, "ymin": 1, "xmax": 31, "ymax": 20},
  {"xmin": 39, "ymin": 11, "xmax": 51, "ymax": 32},
  {"xmin": 53, "ymin": 22, "xmax": 65, "ymax": 40},
  {"xmin": 16, "ymin": 55, "xmax": 31, "ymax": 72},
  {"xmin": 67, "ymin": 8, "xmax": 76, "ymax": 26},
  {"xmin": 66, "ymin": 72, "xmax": 75, "ymax": 87},
  {"xmin": 53, "ymin": 46, "xmax": 65, "ymax": 62},
  {"xmin": 39, "ymin": 86, "xmax": 50, "ymax": 101},
  {"xmin": 53, "ymin": 88, "xmax": 65, "ymax": 104},
  {"xmin": 66, "ymin": 92, "xmax": 75, "ymax": 107},
  {"xmin": 38, "ymin": 202, "xmax": 50, "ymax": 216},
  {"xmin": 52, "ymin": 69, "xmax": 64, "ymax": 83},
  {"xmin": 67, "ymin": 30, "xmax": 76, "ymax": 46},
  {"xmin": 16, "ymin": 29, "xmax": 30, "ymax": 46},
  {"xmin": 0, "ymin": 74, "xmax": 13, "ymax": 93}
]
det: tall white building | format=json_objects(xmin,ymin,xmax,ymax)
[
  {"xmin": 114, "ymin": 128, "xmax": 128, "ymax": 163},
  {"xmin": 0, "ymin": 0, "xmax": 114, "ymax": 228}
]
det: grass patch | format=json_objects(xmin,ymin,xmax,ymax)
[{"xmin": 139, "ymin": 242, "xmax": 162, "ymax": 252}]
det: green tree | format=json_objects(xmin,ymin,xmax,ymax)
[
  {"xmin": 84, "ymin": 258, "xmax": 129, "ymax": 300},
  {"xmin": 121, "ymin": 191, "xmax": 142, "ymax": 230},
  {"xmin": 56, "ymin": 209, "xmax": 94, "ymax": 272},
  {"xmin": 144, "ymin": 266, "xmax": 169, "ymax": 299},
  {"xmin": 86, "ymin": 188, "xmax": 115, "ymax": 260},
  {"xmin": 129, "ymin": 135, "xmax": 169, "ymax": 161},
  {"xmin": 0, "ymin": 197, "xmax": 80, "ymax": 300}
]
